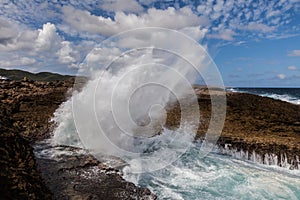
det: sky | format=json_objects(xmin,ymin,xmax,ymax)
[{"xmin": 0, "ymin": 0, "xmax": 300, "ymax": 87}]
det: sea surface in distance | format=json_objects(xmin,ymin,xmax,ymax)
[{"xmin": 227, "ymin": 87, "xmax": 300, "ymax": 105}]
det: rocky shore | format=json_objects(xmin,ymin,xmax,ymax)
[
  {"xmin": 0, "ymin": 79, "xmax": 71, "ymax": 199},
  {"xmin": 0, "ymin": 78, "xmax": 156, "ymax": 199},
  {"xmin": 167, "ymin": 86, "xmax": 300, "ymax": 169},
  {"xmin": 1, "ymin": 78, "xmax": 299, "ymax": 199}
]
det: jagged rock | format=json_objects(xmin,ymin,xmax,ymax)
[
  {"xmin": 0, "ymin": 103, "xmax": 53, "ymax": 199},
  {"xmin": 37, "ymin": 153, "xmax": 156, "ymax": 200},
  {"xmin": 0, "ymin": 79, "xmax": 74, "ymax": 141}
]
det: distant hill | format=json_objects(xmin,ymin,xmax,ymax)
[{"xmin": 0, "ymin": 68, "xmax": 75, "ymax": 82}]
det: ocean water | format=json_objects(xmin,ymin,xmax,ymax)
[
  {"xmin": 227, "ymin": 87, "xmax": 300, "ymax": 105},
  {"xmin": 120, "ymin": 88, "xmax": 300, "ymax": 199},
  {"xmin": 123, "ymin": 144, "xmax": 300, "ymax": 200}
]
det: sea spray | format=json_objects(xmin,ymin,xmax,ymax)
[
  {"xmin": 218, "ymin": 144, "xmax": 300, "ymax": 170},
  {"xmin": 51, "ymin": 28, "xmax": 226, "ymax": 173}
]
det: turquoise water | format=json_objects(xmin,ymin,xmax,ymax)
[{"xmin": 124, "ymin": 145, "xmax": 300, "ymax": 200}]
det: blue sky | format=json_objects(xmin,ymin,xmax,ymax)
[{"xmin": 0, "ymin": 0, "xmax": 299, "ymax": 86}]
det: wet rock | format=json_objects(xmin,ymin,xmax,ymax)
[{"xmin": 36, "ymin": 153, "xmax": 156, "ymax": 200}]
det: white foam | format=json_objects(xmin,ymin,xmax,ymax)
[
  {"xmin": 230, "ymin": 88, "xmax": 300, "ymax": 105},
  {"xmin": 261, "ymin": 93, "xmax": 300, "ymax": 105},
  {"xmin": 218, "ymin": 144, "xmax": 299, "ymax": 170},
  {"xmin": 0, "ymin": 76, "xmax": 8, "ymax": 80},
  {"xmin": 123, "ymin": 148, "xmax": 300, "ymax": 199}
]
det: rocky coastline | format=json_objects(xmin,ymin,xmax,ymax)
[
  {"xmin": 167, "ymin": 86, "xmax": 300, "ymax": 169},
  {"xmin": 0, "ymin": 78, "xmax": 156, "ymax": 200},
  {"xmin": 1, "ymin": 78, "xmax": 299, "ymax": 199}
]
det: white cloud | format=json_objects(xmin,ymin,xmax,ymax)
[
  {"xmin": 208, "ymin": 29, "xmax": 236, "ymax": 41},
  {"xmin": 288, "ymin": 65, "xmax": 297, "ymax": 70},
  {"xmin": 0, "ymin": 21, "xmax": 61, "ymax": 53},
  {"xmin": 57, "ymin": 41, "xmax": 78, "ymax": 64},
  {"xmin": 35, "ymin": 23, "xmax": 61, "ymax": 52},
  {"xmin": 239, "ymin": 22, "xmax": 275, "ymax": 32},
  {"xmin": 288, "ymin": 50, "xmax": 300, "ymax": 57},
  {"xmin": 0, "ymin": 56, "xmax": 36, "ymax": 67},
  {"xmin": 266, "ymin": 10, "xmax": 281, "ymax": 19},
  {"xmin": 0, "ymin": 0, "xmax": 300, "ymax": 74},
  {"xmin": 1, "ymin": 0, "xmax": 299, "ymax": 44},
  {"xmin": 100, "ymin": 0, "xmax": 144, "ymax": 13},
  {"xmin": 179, "ymin": 26, "xmax": 208, "ymax": 41},
  {"xmin": 61, "ymin": 6, "xmax": 208, "ymax": 37},
  {"xmin": 277, "ymin": 74, "xmax": 286, "ymax": 79},
  {"xmin": 0, "ymin": 17, "xmax": 83, "ymax": 70},
  {"xmin": 85, "ymin": 47, "xmax": 122, "ymax": 66},
  {"xmin": 0, "ymin": 16, "xmax": 19, "ymax": 44}
]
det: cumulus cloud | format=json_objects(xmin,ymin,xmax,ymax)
[
  {"xmin": 0, "ymin": 21, "xmax": 61, "ymax": 53},
  {"xmin": 0, "ymin": 56, "xmax": 36, "ymax": 68},
  {"xmin": 35, "ymin": 23, "xmax": 61, "ymax": 52},
  {"xmin": 1, "ymin": 0, "xmax": 300, "ymax": 43},
  {"xmin": 57, "ymin": 41, "xmax": 79, "ymax": 64},
  {"xmin": 0, "ymin": 17, "xmax": 81, "ymax": 71},
  {"xmin": 61, "ymin": 6, "xmax": 208, "ymax": 38},
  {"xmin": 0, "ymin": 0, "xmax": 300, "ymax": 74},
  {"xmin": 288, "ymin": 50, "xmax": 300, "ymax": 57}
]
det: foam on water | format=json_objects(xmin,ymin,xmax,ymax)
[
  {"xmin": 123, "ymin": 144, "xmax": 300, "ymax": 199},
  {"xmin": 228, "ymin": 88, "xmax": 300, "ymax": 105},
  {"xmin": 218, "ymin": 144, "xmax": 299, "ymax": 170},
  {"xmin": 260, "ymin": 93, "xmax": 300, "ymax": 105}
]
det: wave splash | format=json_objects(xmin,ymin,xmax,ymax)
[
  {"xmin": 51, "ymin": 48, "xmax": 200, "ymax": 173},
  {"xmin": 51, "ymin": 28, "xmax": 226, "ymax": 173}
]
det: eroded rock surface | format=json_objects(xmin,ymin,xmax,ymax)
[
  {"xmin": 0, "ymin": 91, "xmax": 53, "ymax": 199},
  {"xmin": 166, "ymin": 86, "xmax": 300, "ymax": 169},
  {"xmin": 35, "ymin": 147, "xmax": 155, "ymax": 200},
  {"xmin": 0, "ymin": 78, "xmax": 156, "ymax": 199}
]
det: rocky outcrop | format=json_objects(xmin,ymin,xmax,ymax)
[
  {"xmin": 0, "ymin": 96, "xmax": 53, "ymax": 199},
  {"xmin": 166, "ymin": 86, "xmax": 300, "ymax": 169},
  {"xmin": 36, "ymin": 147, "xmax": 155, "ymax": 200},
  {"xmin": 0, "ymin": 79, "xmax": 74, "ymax": 141},
  {"xmin": 0, "ymin": 78, "xmax": 156, "ymax": 199}
]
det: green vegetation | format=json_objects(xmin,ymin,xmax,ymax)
[{"xmin": 0, "ymin": 68, "xmax": 74, "ymax": 81}]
